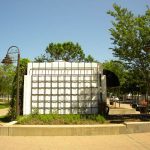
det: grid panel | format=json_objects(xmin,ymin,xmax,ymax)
[{"xmin": 31, "ymin": 62, "xmax": 100, "ymax": 114}]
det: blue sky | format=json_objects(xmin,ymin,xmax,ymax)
[{"xmin": 0, "ymin": 0, "xmax": 149, "ymax": 62}]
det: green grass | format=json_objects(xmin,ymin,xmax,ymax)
[
  {"xmin": 17, "ymin": 114, "xmax": 106, "ymax": 125},
  {"xmin": 0, "ymin": 103, "xmax": 9, "ymax": 109},
  {"xmin": 0, "ymin": 115, "xmax": 11, "ymax": 123}
]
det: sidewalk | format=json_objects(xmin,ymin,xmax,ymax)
[
  {"xmin": 0, "ymin": 108, "xmax": 8, "ymax": 116},
  {"xmin": 0, "ymin": 133, "xmax": 150, "ymax": 150},
  {"xmin": 108, "ymin": 100, "xmax": 140, "ymax": 114}
]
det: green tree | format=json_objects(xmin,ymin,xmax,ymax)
[
  {"xmin": 103, "ymin": 60, "xmax": 145, "ymax": 99},
  {"xmin": 85, "ymin": 54, "xmax": 95, "ymax": 62},
  {"xmin": 35, "ymin": 41, "xmax": 95, "ymax": 62},
  {"xmin": 103, "ymin": 60, "xmax": 127, "ymax": 96},
  {"xmin": 107, "ymin": 4, "xmax": 150, "ymax": 97},
  {"xmin": 121, "ymin": 69, "xmax": 144, "ymax": 95},
  {"xmin": 103, "ymin": 60, "xmax": 126, "ymax": 87},
  {"xmin": 35, "ymin": 42, "xmax": 85, "ymax": 62},
  {"xmin": 0, "ymin": 64, "xmax": 15, "ymax": 97}
]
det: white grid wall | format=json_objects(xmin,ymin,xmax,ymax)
[{"xmin": 23, "ymin": 61, "xmax": 106, "ymax": 115}]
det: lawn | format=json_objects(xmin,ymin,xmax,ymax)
[{"xmin": 0, "ymin": 103, "xmax": 9, "ymax": 109}]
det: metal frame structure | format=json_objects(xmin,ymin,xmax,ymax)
[
  {"xmin": 24, "ymin": 61, "xmax": 105, "ymax": 115},
  {"xmin": 1, "ymin": 46, "xmax": 20, "ymax": 116}
]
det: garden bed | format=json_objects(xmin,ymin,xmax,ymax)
[{"xmin": 17, "ymin": 114, "xmax": 106, "ymax": 125}]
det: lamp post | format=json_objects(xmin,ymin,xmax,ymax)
[
  {"xmin": 1, "ymin": 46, "xmax": 20, "ymax": 117},
  {"xmin": 144, "ymin": 42, "xmax": 150, "ymax": 113}
]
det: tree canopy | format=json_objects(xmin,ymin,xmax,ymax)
[
  {"xmin": 103, "ymin": 60, "xmax": 126, "ymax": 87},
  {"xmin": 0, "ymin": 64, "xmax": 15, "ymax": 96},
  {"xmin": 107, "ymin": 4, "xmax": 150, "ymax": 96},
  {"xmin": 108, "ymin": 4, "xmax": 150, "ymax": 72},
  {"xmin": 35, "ymin": 41, "xmax": 95, "ymax": 62}
]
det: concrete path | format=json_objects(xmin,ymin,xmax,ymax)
[
  {"xmin": 0, "ymin": 108, "xmax": 8, "ymax": 116},
  {"xmin": 107, "ymin": 99, "xmax": 132, "ymax": 109},
  {"xmin": 108, "ymin": 100, "xmax": 140, "ymax": 114},
  {"xmin": 0, "ymin": 133, "xmax": 150, "ymax": 150}
]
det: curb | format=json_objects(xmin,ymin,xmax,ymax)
[
  {"xmin": 124, "ymin": 122, "xmax": 150, "ymax": 134},
  {"xmin": 0, "ymin": 122, "xmax": 150, "ymax": 136}
]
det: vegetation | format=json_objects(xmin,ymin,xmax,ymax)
[
  {"xmin": 0, "ymin": 115, "xmax": 11, "ymax": 123},
  {"xmin": 35, "ymin": 41, "xmax": 95, "ymax": 62},
  {"xmin": 0, "ymin": 65, "xmax": 15, "ymax": 97},
  {"xmin": 103, "ymin": 60, "xmax": 126, "ymax": 87},
  {"xmin": 107, "ymin": 4, "xmax": 150, "ymax": 97},
  {"xmin": 103, "ymin": 60, "xmax": 144, "ymax": 96},
  {"xmin": 0, "ymin": 103, "xmax": 9, "ymax": 109},
  {"xmin": 9, "ymin": 58, "xmax": 30, "ymax": 119},
  {"xmin": 17, "ymin": 114, "xmax": 105, "ymax": 125}
]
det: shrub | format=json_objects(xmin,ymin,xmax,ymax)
[
  {"xmin": 95, "ymin": 115, "xmax": 105, "ymax": 123},
  {"xmin": 17, "ymin": 114, "xmax": 106, "ymax": 125}
]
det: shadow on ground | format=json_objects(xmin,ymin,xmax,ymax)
[
  {"xmin": 107, "ymin": 114, "xmax": 150, "ymax": 123},
  {"xmin": 0, "ymin": 115, "xmax": 11, "ymax": 123}
]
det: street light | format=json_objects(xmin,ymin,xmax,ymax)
[{"xmin": 1, "ymin": 46, "xmax": 20, "ymax": 117}]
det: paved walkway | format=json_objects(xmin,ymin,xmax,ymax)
[
  {"xmin": 0, "ymin": 108, "xmax": 8, "ymax": 116},
  {"xmin": 107, "ymin": 100, "xmax": 140, "ymax": 114},
  {"xmin": 107, "ymin": 99, "xmax": 132, "ymax": 109},
  {"xmin": 0, "ymin": 133, "xmax": 150, "ymax": 150},
  {"xmin": 110, "ymin": 102, "xmax": 132, "ymax": 109}
]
